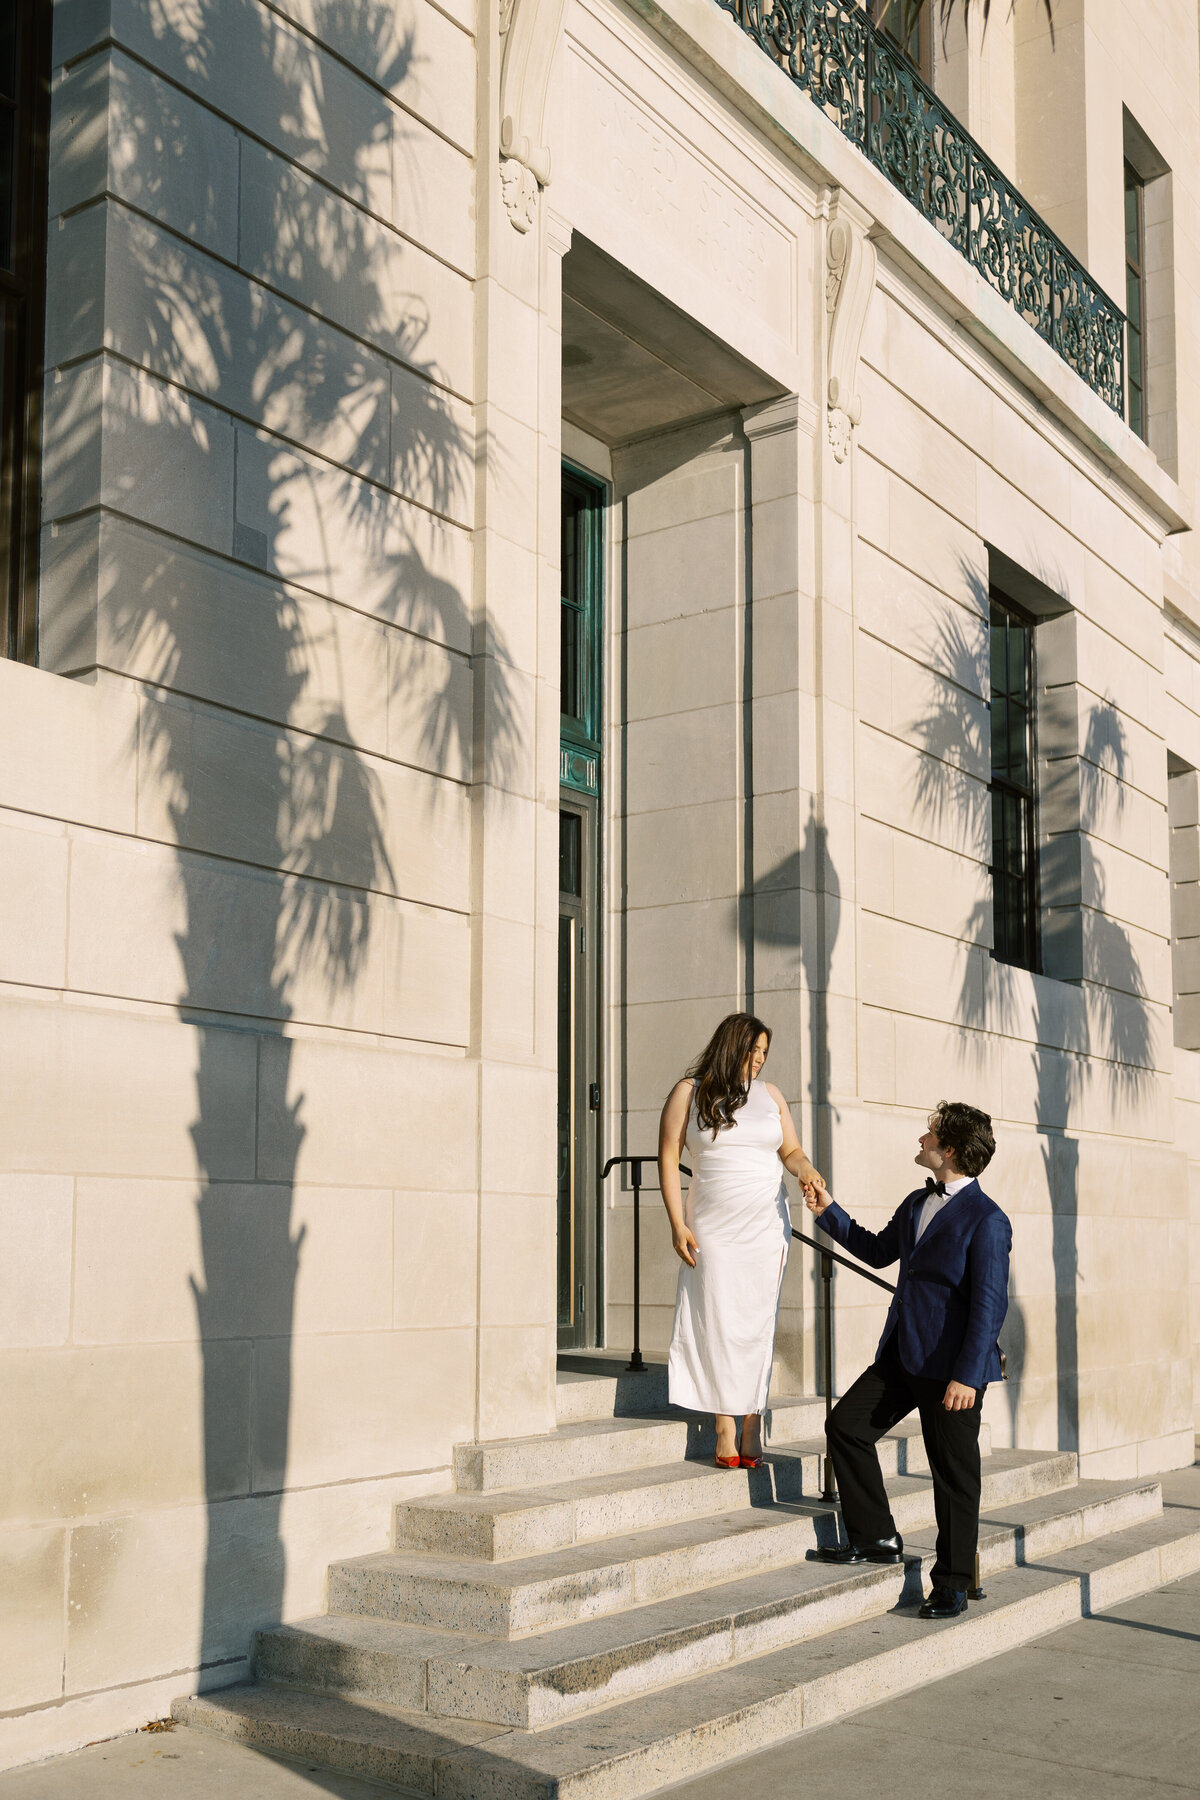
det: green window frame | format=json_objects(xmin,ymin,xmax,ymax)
[
  {"xmin": 560, "ymin": 462, "xmax": 605, "ymax": 796},
  {"xmin": 989, "ymin": 593, "xmax": 1039, "ymax": 971},
  {"xmin": 1124, "ymin": 159, "xmax": 1147, "ymax": 442}
]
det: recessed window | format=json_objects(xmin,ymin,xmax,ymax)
[
  {"xmin": 989, "ymin": 594, "xmax": 1039, "ymax": 970},
  {"xmin": 0, "ymin": 1, "xmax": 51, "ymax": 662},
  {"xmin": 871, "ymin": 0, "xmax": 930, "ymax": 78},
  {"xmin": 1124, "ymin": 159, "xmax": 1147, "ymax": 442}
]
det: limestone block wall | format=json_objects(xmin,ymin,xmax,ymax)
[
  {"xmin": 0, "ymin": 0, "xmax": 485, "ymax": 1766},
  {"xmin": 1009, "ymin": 1, "xmax": 1200, "ymax": 675},
  {"xmin": 600, "ymin": 407, "xmax": 822, "ymax": 1390},
  {"xmin": 576, "ymin": 0, "xmax": 1197, "ymax": 1451},
  {"xmin": 843, "ymin": 263, "xmax": 1192, "ymax": 1477},
  {"xmin": 1163, "ymin": 614, "xmax": 1200, "ymax": 1415}
]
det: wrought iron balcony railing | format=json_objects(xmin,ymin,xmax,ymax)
[{"xmin": 716, "ymin": 0, "xmax": 1126, "ymax": 415}]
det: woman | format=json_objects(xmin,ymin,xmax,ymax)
[{"xmin": 659, "ymin": 1013, "xmax": 824, "ymax": 1468}]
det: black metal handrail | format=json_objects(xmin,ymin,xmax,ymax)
[
  {"xmin": 792, "ymin": 1221, "xmax": 893, "ymax": 1501},
  {"xmin": 793, "ymin": 1219, "xmax": 1003, "ymax": 1520},
  {"xmin": 713, "ymin": 0, "xmax": 1126, "ymax": 414},
  {"xmin": 601, "ymin": 1154, "xmax": 694, "ymax": 1372},
  {"xmin": 602, "ymin": 1159, "xmax": 1001, "ymax": 1598}
]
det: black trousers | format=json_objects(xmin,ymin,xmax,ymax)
[{"xmin": 826, "ymin": 1335, "xmax": 985, "ymax": 1590}]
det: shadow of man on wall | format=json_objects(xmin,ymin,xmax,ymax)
[{"xmin": 751, "ymin": 795, "xmax": 842, "ymax": 1400}]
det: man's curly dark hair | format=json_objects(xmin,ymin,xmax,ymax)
[{"xmin": 929, "ymin": 1100, "xmax": 995, "ymax": 1177}]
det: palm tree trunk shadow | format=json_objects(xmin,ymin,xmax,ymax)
[{"xmin": 1048, "ymin": 1135, "xmax": 1080, "ymax": 1456}]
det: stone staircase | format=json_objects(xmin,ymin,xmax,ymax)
[{"xmin": 174, "ymin": 1358, "xmax": 1200, "ymax": 1797}]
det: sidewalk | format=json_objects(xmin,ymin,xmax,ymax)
[{"xmin": 3, "ymin": 1461, "xmax": 1197, "ymax": 1800}]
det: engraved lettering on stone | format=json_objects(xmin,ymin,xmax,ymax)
[
  {"xmin": 597, "ymin": 81, "xmax": 771, "ymax": 311},
  {"xmin": 697, "ymin": 179, "xmax": 767, "ymax": 304},
  {"xmin": 599, "ymin": 86, "xmax": 682, "ymax": 233}
]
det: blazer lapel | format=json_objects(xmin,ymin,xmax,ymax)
[
  {"xmin": 901, "ymin": 1189, "xmax": 924, "ymax": 1264},
  {"xmin": 911, "ymin": 1178, "xmax": 979, "ymax": 1258}
]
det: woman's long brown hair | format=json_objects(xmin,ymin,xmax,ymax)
[{"xmin": 687, "ymin": 1013, "xmax": 772, "ymax": 1133}]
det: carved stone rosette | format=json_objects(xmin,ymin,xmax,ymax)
[{"xmin": 824, "ymin": 199, "xmax": 877, "ymax": 463}]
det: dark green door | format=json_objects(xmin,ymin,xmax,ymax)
[{"xmin": 558, "ymin": 464, "xmax": 604, "ymax": 1348}]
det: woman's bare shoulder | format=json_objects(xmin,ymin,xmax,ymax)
[{"xmin": 763, "ymin": 1080, "xmax": 789, "ymax": 1108}]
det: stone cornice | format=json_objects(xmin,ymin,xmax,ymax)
[{"xmin": 614, "ymin": 0, "xmax": 1191, "ymax": 539}]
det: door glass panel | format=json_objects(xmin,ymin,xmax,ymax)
[
  {"xmin": 561, "ymin": 485, "xmax": 587, "ymax": 734},
  {"xmin": 560, "ymin": 601, "xmax": 581, "ymax": 724},
  {"xmin": 0, "ymin": 110, "xmax": 13, "ymax": 271},
  {"xmin": 559, "ymin": 810, "xmax": 582, "ymax": 898},
  {"xmin": 0, "ymin": 10, "xmax": 15, "ymax": 98}
]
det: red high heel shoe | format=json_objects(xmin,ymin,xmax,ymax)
[
  {"xmin": 715, "ymin": 1451, "xmax": 740, "ymax": 1469},
  {"xmin": 738, "ymin": 1452, "xmax": 762, "ymax": 1469}
]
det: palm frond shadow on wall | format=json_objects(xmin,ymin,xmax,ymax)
[
  {"xmin": 42, "ymin": 0, "xmax": 521, "ymax": 1680},
  {"xmin": 905, "ymin": 558, "xmax": 1152, "ymax": 1454}
]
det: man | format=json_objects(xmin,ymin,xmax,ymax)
[{"xmin": 805, "ymin": 1101, "xmax": 1010, "ymax": 1620}]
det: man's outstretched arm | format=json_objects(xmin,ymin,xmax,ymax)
[{"xmin": 805, "ymin": 1189, "xmax": 904, "ymax": 1270}]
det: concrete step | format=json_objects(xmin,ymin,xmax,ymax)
[
  {"xmin": 337, "ymin": 1448, "xmax": 1074, "ymax": 1638},
  {"xmin": 397, "ymin": 1419, "xmax": 993, "ymax": 1562},
  {"xmin": 452, "ymin": 1397, "xmax": 832, "ymax": 1493},
  {"xmin": 257, "ymin": 1477, "xmax": 1160, "ymax": 1730},
  {"xmin": 555, "ymin": 1358, "xmax": 671, "ymax": 1423},
  {"xmin": 176, "ymin": 1506, "xmax": 1200, "ymax": 1798},
  {"xmin": 334, "ymin": 1501, "xmax": 840, "ymax": 1639}
]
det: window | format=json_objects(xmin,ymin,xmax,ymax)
[
  {"xmin": 1124, "ymin": 159, "xmax": 1146, "ymax": 442},
  {"xmin": 989, "ymin": 594, "xmax": 1038, "ymax": 970},
  {"xmin": 560, "ymin": 466, "xmax": 604, "ymax": 757},
  {"xmin": 871, "ymin": 0, "xmax": 931, "ymax": 79},
  {"xmin": 0, "ymin": 2, "xmax": 50, "ymax": 662},
  {"xmin": 1122, "ymin": 112, "xmax": 1174, "ymax": 468}
]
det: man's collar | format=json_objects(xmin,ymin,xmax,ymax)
[{"xmin": 920, "ymin": 1174, "xmax": 973, "ymax": 1199}]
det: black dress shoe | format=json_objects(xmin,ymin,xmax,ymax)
[
  {"xmin": 815, "ymin": 1532, "xmax": 905, "ymax": 1565},
  {"xmin": 919, "ymin": 1585, "xmax": 968, "ymax": 1619}
]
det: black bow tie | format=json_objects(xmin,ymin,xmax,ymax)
[{"xmin": 925, "ymin": 1178, "xmax": 947, "ymax": 1197}]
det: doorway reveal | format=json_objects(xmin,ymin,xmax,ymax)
[{"xmin": 558, "ymin": 462, "xmax": 605, "ymax": 1348}]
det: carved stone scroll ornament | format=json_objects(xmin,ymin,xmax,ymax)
[
  {"xmin": 824, "ymin": 205, "xmax": 877, "ymax": 463},
  {"xmin": 498, "ymin": 0, "xmax": 567, "ymax": 232}
]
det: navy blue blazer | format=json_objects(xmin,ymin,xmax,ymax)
[{"xmin": 816, "ymin": 1181, "xmax": 1011, "ymax": 1389}]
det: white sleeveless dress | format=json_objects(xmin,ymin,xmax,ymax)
[{"xmin": 667, "ymin": 1076, "xmax": 792, "ymax": 1415}]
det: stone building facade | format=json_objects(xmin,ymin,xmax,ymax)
[{"xmin": 1, "ymin": 0, "xmax": 1198, "ymax": 1766}]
